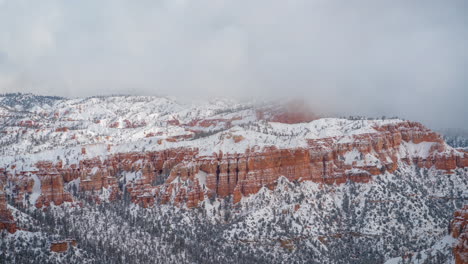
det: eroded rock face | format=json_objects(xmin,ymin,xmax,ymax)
[
  {"xmin": 77, "ymin": 158, "xmax": 120, "ymax": 203},
  {"xmin": 0, "ymin": 183, "xmax": 16, "ymax": 233},
  {"xmin": 34, "ymin": 162, "xmax": 73, "ymax": 208},
  {"xmin": 50, "ymin": 242, "xmax": 68, "ymax": 253},
  {"xmin": 159, "ymin": 122, "xmax": 467, "ymax": 205},
  {"xmin": 50, "ymin": 239, "xmax": 77, "ymax": 253},
  {"xmin": 451, "ymin": 205, "xmax": 468, "ymax": 264},
  {"xmin": 3, "ymin": 121, "xmax": 468, "ymax": 209}
]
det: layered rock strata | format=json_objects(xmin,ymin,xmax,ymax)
[
  {"xmin": 0, "ymin": 183, "xmax": 16, "ymax": 233},
  {"xmin": 3, "ymin": 121, "xmax": 467, "ymax": 209},
  {"xmin": 451, "ymin": 205, "xmax": 468, "ymax": 264}
]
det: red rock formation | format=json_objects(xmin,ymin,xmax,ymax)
[
  {"xmin": 146, "ymin": 132, "xmax": 156, "ymax": 138},
  {"xmin": 0, "ymin": 183, "xmax": 16, "ymax": 233},
  {"xmin": 124, "ymin": 119, "xmax": 147, "ymax": 128},
  {"xmin": 109, "ymin": 121, "xmax": 119, "ymax": 128},
  {"xmin": 76, "ymin": 157, "xmax": 121, "ymax": 202},
  {"xmin": 55, "ymin": 127, "xmax": 69, "ymax": 132},
  {"xmin": 3, "ymin": 121, "xmax": 467, "ymax": 209},
  {"xmin": 294, "ymin": 204, "xmax": 301, "ymax": 212},
  {"xmin": 233, "ymin": 135, "xmax": 245, "ymax": 143},
  {"xmin": 158, "ymin": 121, "xmax": 466, "ymax": 204},
  {"xmin": 50, "ymin": 242, "xmax": 68, "ymax": 253},
  {"xmin": 256, "ymin": 100, "xmax": 318, "ymax": 124},
  {"xmin": 457, "ymin": 151, "xmax": 468, "ymax": 168},
  {"xmin": 50, "ymin": 239, "xmax": 77, "ymax": 253},
  {"xmin": 35, "ymin": 162, "xmax": 73, "ymax": 208},
  {"xmin": 185, "ymin": 117, "xmax": 242, "ymax": 129},
  {"xmin": 186, "ymin": 179, "xmax": 205, "ymax": 208},
  {"xmin": 17, "ymin": 120, "xmax": 39, "ymax": 128},
  {"xmin": 451, "ymin": 205, "xmax": 468, "ymax": 264},
  {"xmin": 1, "ymin": 168, "xmax": 36, "ymax": 206},
  {"xmin": 167, "ymin": 119, "xmax": 180, "ymax": 126},
  {"xmin": 165, "ymin": 134, "xmax": 193, "ymax": 142}
]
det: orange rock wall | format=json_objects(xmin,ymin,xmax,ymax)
[
  {"xmin": 451, "ymin": 205, "xmax": 468, "ymax": 264},
  {"xmin": 50, "ymin": 242, "xmax": 68, "ymax": 253},
  {"xmin": 0, "ymin": 183, "xmax": 16, "ymax": 233},
  {"xmin": 34, "ymin": 162, "xmax": 73, "ymax": 208},
  {"xmin": 4, "ymin": 121, "xmax": 468, "ymax": 209},
  {"xmin": 50, "ymin": 239, "xmax": 77, "ymax": 253}
]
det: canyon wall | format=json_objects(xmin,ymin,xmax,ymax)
[
  {"xmin": 0, "ymin": 183, "xmax": 16, "ymax": 233},
  {"xmin": 451, "ymin": 205, "xmax": 468, "ymax": 264},
  {"xmin": 1, "ymin": 121, "xmax": 466, "ymax": 212}
]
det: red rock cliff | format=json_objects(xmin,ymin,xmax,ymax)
[
  {"xmin": 4, "ymin": 121, "xmax": 468, "ymax": 208},
  {"xmin": 451, "ymin": 205, "xmax": 468, "ymax": 264},
  {"xmin": 0, "ymin": 182, "xmax": 16, "ymax": 233},
  {"xmin": 34, "ymin": 161, "xmax": 73, "ymax": 208},
  {"xmin": 50, "ymin": 239, "xmax": 77, "ymax": 253}
]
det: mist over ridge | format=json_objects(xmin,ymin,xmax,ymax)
[{"xmin": 0, "ymin": 0, "xmax": 467, "ymax": 129}]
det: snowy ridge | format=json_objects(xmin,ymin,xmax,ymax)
[
  {"xmin": 0, "ymin": 94, "xmax": 467, "ymax": 264},
  {"xmin": 0, "ymin": 93, "xmax": 412, "ymax": 168}
]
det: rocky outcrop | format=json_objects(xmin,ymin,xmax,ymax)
[
  {"xmin": 34, "ymin": 162, "xmax": 73, "ymax": 208},
  {"xmin": 0, "ymin": 183, "xmax": 16, "ymax": 233},
  {"xmin": 124, "ymin": 119, "xmax": 147, "ymax": 128},
  {"xmin": 451, "ymin": 205, "xmax": 468, "ymax": 264},
  {"xmin": 1, "ymin": 169, "xmax": 35, "ymax": 205},
  {"xmin": 128, "ymin": 122, "xmax": 465, "ymax": 206},
  {"xmin": 17, "ymin": 120, "xmax": 39, "ymax": 128},
  {"xmin": 185, "ymin": 117, "xmax": 242, "ymax": 129},
  {"xmin": 55, "ymin": 127, "xmax": 69, "ymax": 132},
  {"xmin": 3, "ymin": 121, "xmax": 467, "ymax": 209},
  {"xmin": 77, "ymin": 158, "xmax": 120, "ymax": 202},
  {"xmin": 161, "ymin": 121, "xmax": 467, "ymax": 205},
  {"xmin": 256, "ymin": 100, "xmax": 318, "ymax": 124},
  {"xmin": 50, "ymin": 239, "xmax": 77, "ymax": 253}
]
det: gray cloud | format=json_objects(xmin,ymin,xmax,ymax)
[{"xmin": 0, "ymin": 0, "xmax": 467, "ymax": 129}]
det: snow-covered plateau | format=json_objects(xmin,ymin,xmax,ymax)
[{"xmin": 0, "ymin": 93, "xmax": 467, "ymax": 264}]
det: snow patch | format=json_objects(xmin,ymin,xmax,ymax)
[
  {"xmin": 29, "ymin": 174, "xmax": 41, "ymax": 205},
  {"xmin": 195, "ymin": 171, "xmax": 207, "ymax": 188}
]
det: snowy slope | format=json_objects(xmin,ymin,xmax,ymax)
[{"xmin": 0, "ymin": 93, "xmax": 467, "ymax": 264}]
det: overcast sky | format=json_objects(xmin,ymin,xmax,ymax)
[{"xmin": 0, "ymin": 0, "xmax": 467, "ymax": 129}]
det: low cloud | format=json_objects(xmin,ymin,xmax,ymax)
[{"xmin": 0, "ymin": 0, "xmax": 467, "ymax": 129}]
